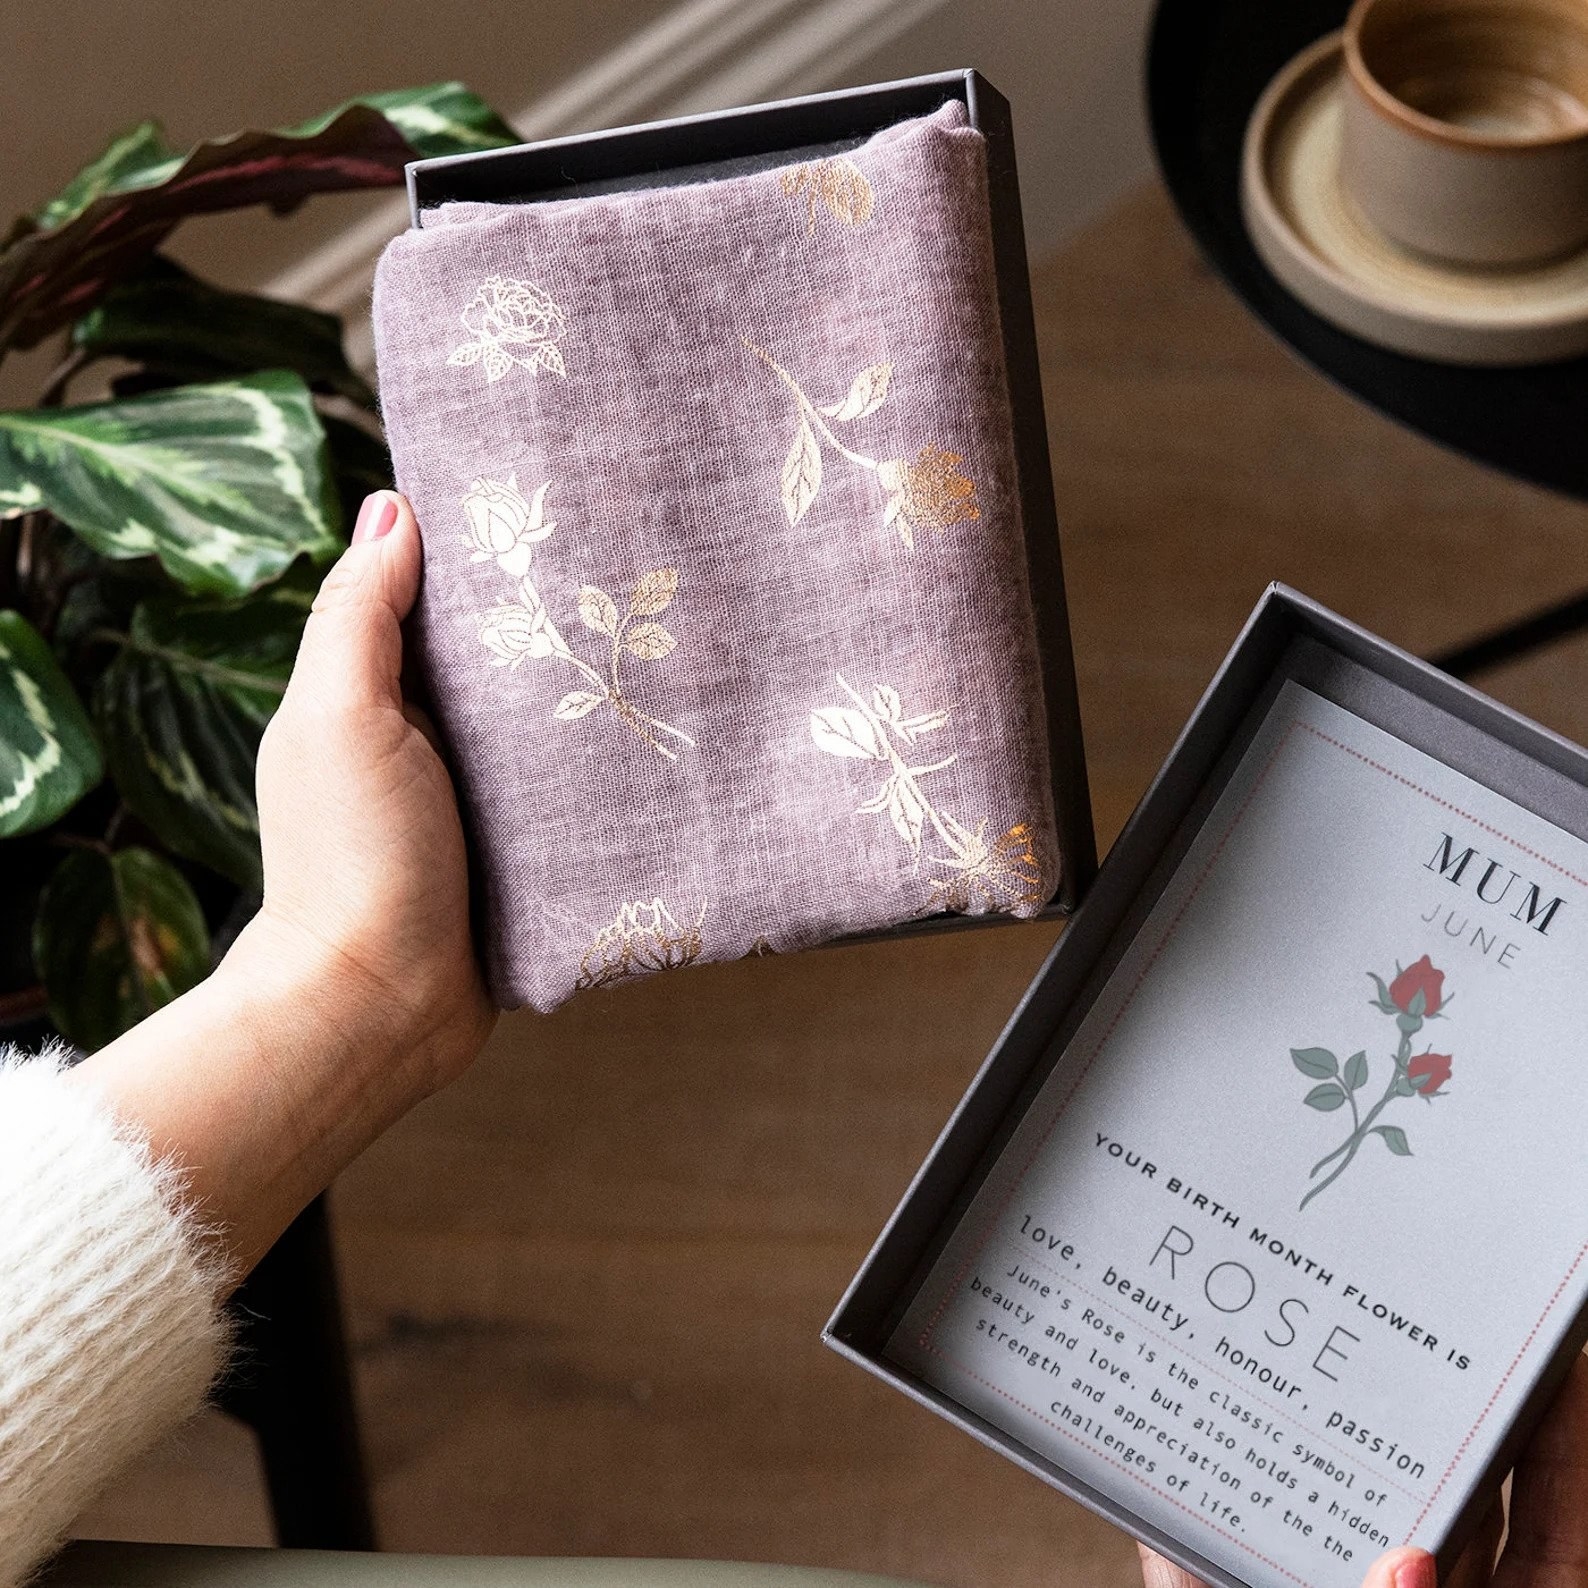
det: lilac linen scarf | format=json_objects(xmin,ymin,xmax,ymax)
[{"xmin": 373, "ymin": 101, "xmax": 1059, "ymax": 1012}]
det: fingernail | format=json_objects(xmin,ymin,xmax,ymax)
[
  {"xmin": 352, "ymin": 491, "xmax": 399, "ymax": 545},
  {"xmin": 1393, "ymin": 1550, "xmax": 1437, "ymax": 1588},
  {"xmin": 1361, "ymin": 1548, "xmax": 1432, "ymax": 1588}
]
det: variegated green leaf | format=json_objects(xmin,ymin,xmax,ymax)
[
  {"xmin": 311, "ymin": 83, "xmax": 518, "ymax": 157},
  {"xmin": 72, "ymin": 257, "xmax": 375, "ymax": 405},
  {"xmin": 31, "ymin": 121, "xmax": 176, "ymax": 230},
  {"xmin": 0, "ymin": 84, "xmax": 517, "ymax": 352},
  {"xmin": 50, "ymin": 548, "xmax": 171, "ymax": 657},
  {"xmin": 94, "ymin": 580, "xmax": 309, "ymax": 888},
  {"xmin": 0, "ymin": 370, "xmax": 341, "ymax": 597},
  {"xmin": 33, "ymin": 845, "xmax": 210, "ymax": 1050},
  {"xmin": 0, "ymin": 610, "xmax": 102, "ymax": 837}
]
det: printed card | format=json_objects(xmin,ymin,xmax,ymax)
[{"xmin": 889, "ymin": 681, "xmax": 1588, "ymax": 1588}]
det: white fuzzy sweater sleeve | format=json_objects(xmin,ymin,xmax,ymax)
[{"xmin": 0, "ymin": 1046, "xmax": 229, "ymax": 1586}]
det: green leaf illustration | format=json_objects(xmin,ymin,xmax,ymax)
[
  {"xmin": 1304, "ymin": 1082, "xmax": 1347, "ymax": 1111},
  {"xmin": 1343, "ymin": 1050, "xmax": 1369, "ymax": 1091},
  {"xmin": 1374, "ymin": 1125, "xmax": 1413, "ymax": 1156},
  {"xmin": 94, "ymin": 579, "xmax": 308, "ymax": 888},
  {"xmin": 33, "ymin": 845, "xmax": 210, "ymax": 1051},
  {"xmin": 1367, "ymin": 971, "xmax": 1396, "ymax": 1012},
  {"xmin": 1408, "ymin": 987, "xmax": 1427, "ymax": 1017},
  {"xmin": 1291, "ymin": 1047, "xmax": 1339, "ymax": 1079},
  {"xmin": 0, "ymin": 84, "xmax": 517, "ymax": 353},
  {"xmin": 72, "ymin": 257, "xmax": 375, "ymax": 406},
  {"xmin": 0, "ymin": 371, "xmax": 341, "ymax": 597},
  {"xmin": 0, "ymin": 609, "xmax": 103, "ymax": 836}
]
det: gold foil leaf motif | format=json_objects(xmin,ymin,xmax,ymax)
[
  {"xmin": 780, "ymin": 414, "xmax": 823, "ymax": 527},
  {"xmin": 743, "ymin": 340, "xmax": 978, "ymax": 549},
  {"xmin": 629, "ymin": 567, "xmax": 678, "ymax": 616},
  {"xmin": 577, "ymin": 584, "xmax": 620, "ymax": 637},
  {"xmin": 624, "ymin": 622, "xmax": 676, "ymax": 660},
  {"xmin": 469, "ymin": 478, "xmax": 693, "ymax": 760},
  {"xmin": 820, "ymin": 363, "xmax": 892, "ymax": 422},
  {"xmin": 811, "ymin": 674, "xmax": 1047, "ymax": 915},
  {"xmin": 576, "ymin": 898, "xmax": 708, "ymax": 990}
]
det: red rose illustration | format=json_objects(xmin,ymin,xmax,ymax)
[
  {"xmin": 1408, "ymin": 1052, "xmax": 1453, "ymax": 1096},
  {"xmin": 1389, "ymin": 955, "xmax": 1444, "ymax": 1017},
  {"xmin": 1294, "ymin": 955, "xmax": 1461, "ymax": 1211}
]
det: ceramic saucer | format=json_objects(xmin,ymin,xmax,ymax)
[{"xmin": 1241, "ymin": 32, "xmax": 1588, "ymax": 366}]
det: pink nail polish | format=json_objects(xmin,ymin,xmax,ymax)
[{"xmin": 352, "ymin": 492, "xmax": 399, "ymax": 544}]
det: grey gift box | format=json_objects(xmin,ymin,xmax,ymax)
[
  {"xmin": 825, "ymin": 584, "xmax": 1588, "ymax": 1588},
  {"xmin": 401, "ymin": 68, "xmax": 1096, "ymax": 922}
]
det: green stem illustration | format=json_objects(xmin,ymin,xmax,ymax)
[
  {"xmin": 1307, "ymin": 1029, "xmax": 1409, "ymax": 1182},
  {"xmin": 1291, "ymin": 957, "xmax": 1453, "ymax": 1211},
  {"xmin": 1300, "ymin": 1032, "xmax": 1411, "ymax": 1211},
  {"xmin": 1301, "ymin": 1094, "xmax": 1389, "ymax": 1210}
]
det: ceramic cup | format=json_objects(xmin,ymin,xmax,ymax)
[{"xmin": 1341, "ymin": 0, "xmax": 1588, "ymax": 267}]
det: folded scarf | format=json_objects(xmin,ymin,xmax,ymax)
[{"xmin": 373, "ymin": 100, "xmax": 1060, "ymax": 1012}]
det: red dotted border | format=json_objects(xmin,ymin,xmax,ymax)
[
  {"xmin": 914, "ymin": 711, "xmax": 1588, "ymax": 1555},
  {"xmin": 1296, "ymin": 721, "xmax": 1588, "ymax": 1538},
  {"xmin": 1408, "ymin": 1242, "xmax": 1588, "ymax": 1534},
  {"xmin": 1298, "ymin": 722, "xmax": 1588, "ymax": 889}
]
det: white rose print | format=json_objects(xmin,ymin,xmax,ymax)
[{"xmin": 448, "ymin": 276, "xmax": 567, "ymax": 383}]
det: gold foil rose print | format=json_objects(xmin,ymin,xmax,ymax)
[
  {"xmin": 742, "ymin": 340, "xmax": 980, "ymax": 549},
  {"xmin": 810, "ymin": 675, "xmax": 1046, "ymax": 914},
  {"xmin": 780, "ymin": 156, "xmax": 874, "ymax": 233},
  {"xmin": 469, "ymin": 477, "xmax": 695, "ymax": 760},
  {"xmin": 879, "ymin": 446, "xmax": 980, "ymax": 544},
  {"xmin": 449, "ymin": 276, "xmax": 568, "ymax": 382},
  {"xmin": 576, "ymin": 897, "xmax": 708, "ymax": 990}
]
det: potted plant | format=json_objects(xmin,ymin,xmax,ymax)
[{"xmin": 0, "ymin": 84, "xmax": 515, "ymax": 1051}]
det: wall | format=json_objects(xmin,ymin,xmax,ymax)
[
  {"xmin": 781, "ymin": 0, "xmax": 1159, "ymax": 257},
  {"xmin": 0, "ymin": 0, "xmax": 678, "ymax": 280},
  {"xmin": 0, "ymin": 0, "xmax": 677, "ymax": 403},
  {"xmin": 0, "ymin": 0, "xmax": 1158, "ymax": 405}
]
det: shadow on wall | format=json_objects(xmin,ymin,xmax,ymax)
[{"xmin": 837, "ymin": 0, "xmax": 1157, "ymax": 255}]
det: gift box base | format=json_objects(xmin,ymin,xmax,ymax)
[{"xmin": 826, "ymin": 584, "xmax": 1588, "ymax": 1588}]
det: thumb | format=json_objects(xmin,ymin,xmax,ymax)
[
  {"xmin": 290, "ymin": 490, "xmax": 422, "ymax": 713},
  {"xmin": 1361, "ymin": 1546, "xmax": 1437, "ymax": 1588}
]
